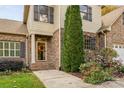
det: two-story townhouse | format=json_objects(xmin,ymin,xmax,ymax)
[
  {"xmin": 23, "ymin": 5, "xmax": 60, "ymax": 70},
  {"xmin": 0, "ymin": 5, "xmax": 102, "ymax": 71},
  {"xmin": 2, "ymin": 5, "xmax": 124, "ymax": 70}
]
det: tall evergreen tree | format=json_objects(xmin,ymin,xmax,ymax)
[{"xmin": 62, "ymin": 5, "xmax": 85, "ymax": 72}]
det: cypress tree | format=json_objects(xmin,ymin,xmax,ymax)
[
  {"xmin": 61, "ymin": 6, "xmax": 71, "ymax": 72},
  {"xmin": 62, "ymin": 5, "xmax": 85, "ymax": 72}
]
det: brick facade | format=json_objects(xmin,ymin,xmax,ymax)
[
  {"xmin": 106, "ymin": 15, "xmax": 124, "ymax": 48},
  {"xmin": 0, "ymin": 33, "xmax": 26, "ymax": 62},
  {"xmin": 30, "ymin": 30, "xmax": 60, "ymax": 70}
]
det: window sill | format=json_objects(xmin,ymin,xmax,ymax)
[{"xmin": 34, "ymin": 20, "xmax": 54, "ymax": 24}]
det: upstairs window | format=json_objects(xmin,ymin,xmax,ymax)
[
  {"xmin": 80, "ymin": 5, "xmax": 92, "ymax": 21},
  {"xmin": 34, "ymin": 5, "xmax": 54, "ymax": 24},
  {"xmin": 84, "ymin": 35, "xmax": 96, "ymax": 50}
]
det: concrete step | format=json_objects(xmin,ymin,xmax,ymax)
[{"xmin": 30, "ymin": 62, "xmax": 55, "ymax": 70}]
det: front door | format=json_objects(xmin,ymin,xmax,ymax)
[{"xmin": 36, "ymin": 41, "xmax": 47, "ymax": 61}]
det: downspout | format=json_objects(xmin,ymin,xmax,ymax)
[{"xmin": 59, "ymin": 5, "xmax": 61, "ymax": 69}]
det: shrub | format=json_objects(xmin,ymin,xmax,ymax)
[
  {"xmin": 79, "ymin": 62, "xmax": 102, "ymax": 77},
  {"xmin": 10, "ymin": 61, "xmax": 24, "ymax": 71},
  {"xmin": 119, "ymin": 65, "xmax": 124, "ymax": 73},
  {"xmin": 98, "ymin": 48, "xmax": 118, "ymax": 68},
  {"xmin": 0, "ymin": 60, "xmax": 24, "ymax": 72},
  {"xmin": 84, "ymin": 70, "xmax": 112, "ymax": 84},
  {"xmin": 84, "ymin": 50, "xmax": 97, "ymax": 62},
  {"xmin": 62, "ymin": 5, "xmax": 85, "ymax": 72}
]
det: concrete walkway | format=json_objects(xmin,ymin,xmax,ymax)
[{"xmin": 33, "ymin": 70, "xmax": 124, "ymax": 88}]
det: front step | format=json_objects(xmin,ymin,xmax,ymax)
[{"xmin": 30, "ymin": 62, "xmax": 56, "ymax": 70}]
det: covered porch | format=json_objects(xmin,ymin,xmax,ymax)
[{"xmin": 29, "ymin": 33, "xmax": 59, "ymax": 70}]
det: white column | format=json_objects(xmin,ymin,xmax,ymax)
[
  {"xmin": 25, "ymin": 36, "xmax": 28, "ymax": 66},
  {"xmin": 31, "ymin": 34, "xmax": 35, "ymax": 64}
]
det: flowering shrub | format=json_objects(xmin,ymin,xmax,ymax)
[
  {"xmin": 84, "ymin": 50, "xmax": 97, "ymax": 62},
  {"xmin": 80, "ymin": 48, "xmax": 124, "ymax": 84},
  {"xmin": 79, "ymin": 62, "xmax": 102, "ymax": 77}
]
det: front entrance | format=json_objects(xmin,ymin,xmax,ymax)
[
  {"xmin": 30, "ymin": 35, "xmax": 57, "ymax": 70},
  {"xmin": 36, "ymin": 41, "xmax": 47, "ymax": 61}
]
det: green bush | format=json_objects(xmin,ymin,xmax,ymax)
[
  {"xmin": 79, "ymin": 62, "xmax": 102, "ymax": 77},
  {"xmin": 84, "ymin": 70, "xmax": 112, "ymax": 84},
  {"xmin": 0, "ymin": 60, "xmax": 24, "ymax": 72},
  {"xmin": 119, "ymin": 66, "xmax": 124, "ymax": 73},
  {"xmin": 62, "ymin": 5, "xmax": 85, "ymax": 72}
]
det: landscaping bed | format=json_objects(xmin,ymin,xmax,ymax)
[
  {"xmin": 79, "ymin": 48, "xmax": 124, "ymax": 84},
  {"xmin": 69, "ymin": 72, "xmax": 83, "ymax": 79},
  {"xmin": 69, "ymin": 48, "xmax": 124, "ymax": 85},
  {"xmin": 0, "ymin": 72, "xmax": 45, "ymax": 88}
]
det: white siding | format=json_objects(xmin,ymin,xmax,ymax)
[
  {"xmin": 27, "ymin": 5, "xmax": 59, "ymax": 36},
  {"xmin": 60, "ymin": 5, "xmax": 101, "ymax": 33}
]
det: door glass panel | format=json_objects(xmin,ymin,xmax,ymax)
[{"xmin": 37, "ymin": 42, "xmax": 46, "ymax": 60}]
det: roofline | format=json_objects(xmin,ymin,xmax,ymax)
[
  {"xmin": 102, "ymin": 6, "xmax": 124, "ymax": 27},
  {"xmin": 23, "ymin": 5, "xmax": 30, "ymax": 24},
  {"xmin": 0, "ymin": 32, "xmax": 27, "ymax": 36},
  {"xmin": 110, "ymin": 13, "xmax": 122, "ymax": 27}
]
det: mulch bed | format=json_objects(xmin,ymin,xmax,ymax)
[
  {"xmin": 113, "ymin": 72, "xmax": 124, "ymax": 78},
  {"xmin": 69, "ymin": 72, "xmax": 83, "ymax": 79}
]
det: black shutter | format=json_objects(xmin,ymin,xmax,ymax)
[
  {"xmin": 34, "ymin": 5, "xmax": 39, "ymax": 21},
  {"xmin": 49, "ymin": 7, "xmax": 54, "ymax": 24},
  {"xmin": 20, "ymin": 42, "xmax": 25, "ymax": 58}
]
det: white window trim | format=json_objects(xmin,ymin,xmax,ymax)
[
  {"xmin": 36, "ymin": 40, "xmax": 47, "ymax": 61},
  {"xmin": 0, "ymin": 41, "xmax": 20, "ymax": 58}
]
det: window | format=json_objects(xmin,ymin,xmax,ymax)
[
  {"xmin": 0, "ymin": 41, "xmax": 20, "ymax": 57},
  {"xmin": 37, "ymin": 41, "xmax": 46, "ymax": 61},
  {"xmin": 0, "ymin": 42, "xmax": 3, "ymax": 56},
  {"xmin": 84, "ymin": 35, "xmax": 96, "ymax": 50},
  {"xmin": 34, "ymin": 5, "xmax": 54, "ymax": 24},
  {"xmin": 80, "ymin": 5, "xmax": 92, "ymax": 21}
]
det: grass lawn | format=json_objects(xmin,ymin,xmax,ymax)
[{"xmin": 0, "ymin": 72, "xmax": 45, "ymax": 88}]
